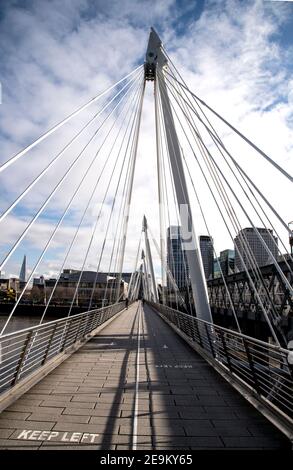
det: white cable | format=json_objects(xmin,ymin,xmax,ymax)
[
  {"xmin": 0, "ymin": 76, "xmax": 139, "ymax": 271},
  {"xmin": 0, "ymin": 69, "xmax": 142, "ymax": 225},
  {"xmin": 0, "ymin": 64, "xmax": 143, "ymax": 173}
]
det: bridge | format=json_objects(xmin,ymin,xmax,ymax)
[{"xmin": 0, "ymin": 29, "xmax": 292, "ymax": 451}]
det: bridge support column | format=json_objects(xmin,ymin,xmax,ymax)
[{"xmin": 146, "ymin": 28, "xmax": 212, "ymax": 322}]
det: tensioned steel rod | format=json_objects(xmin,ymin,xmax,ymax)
[
  {"xmin": 165, "ymin": 61, "xmax": 293, "ymax": 260},
  {"xmin": 160, "ymin": 75, "xmax": 280, "ymax": 344},
  {"xmin": 169, "ymin": 69, "xmax": 293, "ymax": 270},
  {"xmin": 69, "ymin": 81, "xmax": 145, "ymax": 315},
  {"xmin": 164, "ymin": 71, "xmax": 293, "ymax": 238},
  {"xmin": 87, "ymin": 82, "xmax": 144, "ymax": 310},
  {"xmin": 97, "ymin": 81, "xmax": 145, "ymax": 306},
  {"xmin": 39, "ymin": 76, "xmax": 142, "ymax": 323},
  {"xmin": 165, "ymin": 70, "xmax": 290, "ymax": 308},
  {"xmin": 165, "ymin": 73, "xmax": 283, "ymax": 331},
  {"xmin": 157, "ymin": 70, "xmax": 212, "ymax": 322},
  {"xmin": 115, "ymin": 81, "xmax": 146, "ymax": 302},
  {"xmin": 0, "ymin": 68, "xmax": 142, "ymax": 225},
  {"xmin": 0, "ymin": 78, "xmax": 142, "ymax": 334},
  {"xmin": 163, "ymin": 73, "xmax": 293, "ymax": 299},
  {"xmin": 164, "ymin": 69, "xmax": 293, "ymax": 298},
  {"xmin": 0, "ymin": 76, "xmax": 137, "ymax": 271},
  {"xmin": 182, "ymin": 150, "xmax": 241, "ymax": 333},
  {"xmin": 156, "ymin": 84, "xmax": 192, "ymax": 311},
  {"xmin": 164, "ymin": 69, "xmax": 293, "ymax": 184},
  {"xmin": 163, "ymin": 72, "xmax": 279, "ymax": 330},
  {"xmin": 0, "ymin": 64, "xmax": 143, "ymax": 173}
]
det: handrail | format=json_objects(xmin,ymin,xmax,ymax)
[
  {"xmin": 0, "ymin": 306, "xmax": 107, "ymax": 339},
  {"xmin": 151, "ymin": 305, "xmax": 290, "ymax": 354},
  {"xmin": 0, "ymin": 302, "xmax": 125, "ymax": 395},
  {"xmin": 148, "ymin": 301, "xmax": 293, "ymax": 436}
]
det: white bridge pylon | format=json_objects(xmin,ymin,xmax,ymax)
[{"xmin": 146, "ymin": 28, "xmax": 212, "ymax": 323}]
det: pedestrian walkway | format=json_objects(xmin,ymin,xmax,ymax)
[{"xmin": 0, "ymin": 302, "xmax": 290, "ymax": 449}]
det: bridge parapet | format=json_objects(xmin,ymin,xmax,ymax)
[{"xmin": 148, "ymin": 301, "xmax": 293, "ymax": 441}]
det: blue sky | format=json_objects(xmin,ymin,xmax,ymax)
[{"xmin": 0, "ymin": 0, "xmax": 293, "ymax": 281}]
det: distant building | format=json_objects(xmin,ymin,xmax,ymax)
[
  {"xmin": 199, "ymin": 235, "xmax": 214, "ymax": 280},
  {"xmin": 167, "ymin": 226, "xmax": 189, "ymax": 289},
  {"xmin": 234, "ymin": 228, "xmax": 278, "ymax": 272},
  {"xmin": 0, "ymin": 277, "xmax": 20, "ymax": 302},
  {"xmin": 219, "ymin": 249, "xmax": 235, "ymax": 276},
  {"xmin": 19, "ymin": 255, "xmax": 26, "ymax": 282},
  {"xmin": 213, "ymin": 258, "xmax": 221, "ymax": 279},
  {"xmin": 31, "ymin": 270, "xmax": 131, "ymax": 306}
]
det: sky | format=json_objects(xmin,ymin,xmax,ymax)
[{"xmin": 0, "ymin": 0, "xmax": 293, "ymax": 283}]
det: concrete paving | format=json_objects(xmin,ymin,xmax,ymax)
[{"xmin": 0, "ymin": 301, "xmax": 290, "ymax": 450}]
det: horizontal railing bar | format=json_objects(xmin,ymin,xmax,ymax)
[
  {"xmin": 0, "ymin": 304, "xmax": 118, "ymax": 340},
  {"xmin": 157, "ymin": 305, "xmax": 290, "ymax": 354}
]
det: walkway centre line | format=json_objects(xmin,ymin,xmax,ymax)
[{"xmin": 132, "ymin": 302, "xmax": 141, "ymax": 450}]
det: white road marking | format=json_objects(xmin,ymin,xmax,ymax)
[
  {"xmin": 163, "ymin": 344, "xmax": 168, "ymax": 349},
  {"xmin": 132, "ymin": 303, "xmax": 141, "ymax": 450}
]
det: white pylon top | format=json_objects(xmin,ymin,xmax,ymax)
[{"xmin": 145, "ymin": 28, "xmax": 167, "ymax": 80}]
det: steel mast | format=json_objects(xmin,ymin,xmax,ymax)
[{"xmin": 145, "ymin": 28, "xmax": 212, "ymax": 323}]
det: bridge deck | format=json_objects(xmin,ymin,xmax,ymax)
[{"xmin": 0, "ymin": 302, "xmax": 290, "ymax": 450}]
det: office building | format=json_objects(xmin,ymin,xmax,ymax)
[
  {"xmin": 167, "ymin": 226, "xmax": 189, "ymax": 289},
  {"xmin": 199, "ymin": 235, "xmax": 214, "ymax": 280},
  {"xmin": 234, "ymin": 228, "xmax": 278, "ymax": 272},
  {"xmin": 213, "ymin": 257, "xmax": 221, "ymax": 279},
  {"xmin": 220, "ymin": 249, "xmax": 235, "ymax": 276}
]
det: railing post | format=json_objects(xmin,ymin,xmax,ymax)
[
  {"xmin": 219, "ymin": 330, "xmax": 233, "ymax": 372},
  {"xmin": 60, "ymin": 319, "xmax": 71, "ymax": 351},
  {"xmin": 74, "ymin": 316, "xmax": 84, "ymax": 343},
  {"xmin": 205, "ymin": 323, "xmax": 216, "ymax": 358},
  {"xmin": 193, "ymin": 319, "xmax": 203, "ymax": 348},
  {"xmin": 13, "ymin": 331, "xmax": 33, "ymax": 385},
  {"xmin": 243, "ymin": 338, "xmax": 261, "ymax": 394},
  {"xmin": 42, "ymin": 324, "xmax": 57, "ymax": 365}
]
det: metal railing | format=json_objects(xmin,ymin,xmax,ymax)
[
  {"xmin": 0, "ymin": 302, "xmax": 125, "ymax": 395},
  {"xmin": 149, "ymin": 302, "xmax": 293, "ymax": 434}
]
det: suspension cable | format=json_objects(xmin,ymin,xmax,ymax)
[
  {"xmin": 70, "ymin": 78, "xmax": 145, "ymax": 314},
  {"xmin": 157, "ymin": 70, "xmax": 281, "ymax": 345},
  {"xmin": 0, "ymin": 73, "xmax": 143, "ymax": 334},
  {"xmin": 0, "ymin": 69, "xmax": 143, "ymax": 225},
  {"xmin": 38, "ymin": 74, "xmax": 143, "ymax": 323},
  {"xmin": 162, "ymin": 70, "xmax": 293, "ymax": 300},
  {"xmin": 162, "ymin": 63, "xmax": 293, "ymax": 183},
  {"xmin": 0, "ymin": 64, "xmax": 143, "ymax": 173},
  {"xmin": 0, "ymin": 74, "xmax": 140, "ymax": 271}
]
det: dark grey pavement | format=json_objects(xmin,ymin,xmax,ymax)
[{"xmin": 0, "ymin": 301, "xmax": 290, "ymax": 450}]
